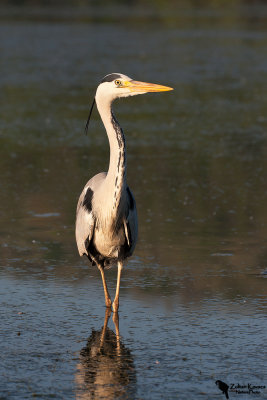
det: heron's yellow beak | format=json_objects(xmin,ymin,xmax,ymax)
[{"xmin": 125, "ymin": 80, "xmax": 173, "ymax": 93}]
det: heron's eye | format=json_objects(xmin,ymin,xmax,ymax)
[{"xmin": 115, "ymin": 80, "xmax": 122, "ymax": 87}]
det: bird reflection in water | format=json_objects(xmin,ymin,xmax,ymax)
[{"xmin": 75, "ymin": 309, "xmax": 136, "ymax": 400}]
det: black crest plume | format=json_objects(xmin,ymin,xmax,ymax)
[{"xmin": 84, "ymin": 97, "xmax": 96, "ymax": 135}]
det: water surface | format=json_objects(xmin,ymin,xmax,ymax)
[{"xmin": 0, "ymin": 2, "xmax": 267, "ymax": 399}]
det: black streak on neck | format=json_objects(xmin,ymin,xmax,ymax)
[
  {"xmin": 110, "ymin": 112, "xmax": 126, "ymax": 213},
  {"xmin": 111, "ymin": 111, "xmax": 126, "ymax": 152}
]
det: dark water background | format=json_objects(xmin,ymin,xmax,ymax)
[{"xmin": 0, "ymin": 1, "xmax": 267, "ymax": 399}]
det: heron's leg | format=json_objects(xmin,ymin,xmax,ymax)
[
  {"xmin": 97, "ymin": 264, "xmax": 112, "ymax": 308},
  {"xmin": 112, "ymin": 261, "xmax": 123, "ymax": 312}
]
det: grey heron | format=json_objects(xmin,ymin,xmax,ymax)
[{"xmin": 75, "ymin": 73, "xmax": 173, "ymax": 312}]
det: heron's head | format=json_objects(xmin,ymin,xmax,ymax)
[
  {"xmin": 96, "ymin": 73, "xmax": 173, "ymax": 101},
  {"xmin": 85, "ymin": 73, "xmax": 173, "ymax": 134}
]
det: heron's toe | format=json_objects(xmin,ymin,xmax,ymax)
[
  {"xmin": 112, "ymin": 299, "xmax": 119, "ymax": 312},
  {"xmin": 105, "ymin": 298, "xmax": 112, "ymax": 308}
]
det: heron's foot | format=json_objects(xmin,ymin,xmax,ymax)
[
  {"xmin": 105, "ymin": 297, "xmax": 112, "ymax": 308},
  {"xmin": 112, "ymin": 298, "xmax": 119, "ymax": 312}
]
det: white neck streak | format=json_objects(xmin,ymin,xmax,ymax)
[{"xmin": 96, "ymin": 96, "xmax": 126, "ymax": 213}]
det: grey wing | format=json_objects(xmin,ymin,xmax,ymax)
[
  {"xmin": 75, "ymin": 172, "xmax": 106, "ymax": 257},
  {"xmin": 123, "ymin": 186, "xmax": 138, "ymax": 256}
]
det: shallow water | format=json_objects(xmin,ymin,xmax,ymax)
[{"xmin": 0, "ymin": 2, "xmax": 267, "ymax": 399}]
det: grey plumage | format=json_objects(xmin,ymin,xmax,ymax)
[
  {"xmin": 75, "ymin": 73, "xmax": 172, "ymax": 311},
  {"xmin": 76, "ymin": 172, "xmax": 137, "ymax": 268}
]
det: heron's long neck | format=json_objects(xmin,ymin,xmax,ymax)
[{"xmin": 97, "ymin": 98, "xmax": 126, "ymax": 211}]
